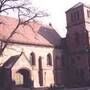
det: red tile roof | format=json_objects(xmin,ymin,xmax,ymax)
[{"xmin": 0, "ymin": 16, "xmax": 61, "ymax": 47}]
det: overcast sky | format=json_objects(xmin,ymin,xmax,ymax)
[{"xmin": 32, "ymin": 0, "xmax": 90, "ymax": 37}]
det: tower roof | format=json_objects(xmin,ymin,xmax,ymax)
[
  {"xmin": 71, "ymin": 2, "xmax": 84, "ymax": 9},
  {"xmin": 66, "ymin": 2, "xmax": 90, "ymax": 13}
]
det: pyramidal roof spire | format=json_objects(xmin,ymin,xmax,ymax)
[
  {"xmin": 66, "ymin": 2, "xmax": 85, "ymax": 12},
  {"xmin": 72, "ymin": 2, "xmax": 84, "ymax": 9}
]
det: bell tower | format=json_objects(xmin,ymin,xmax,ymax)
[
  {"xmin": 66, "ymin": 2, "xmax": 89, "ymax": 51},
  {"xmin": 64, "ymin": 2, "xmax": 90, "ymax": 88}
]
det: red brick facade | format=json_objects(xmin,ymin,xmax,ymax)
[{"xmin": 63, "ymin": 2, "xmax": 90, "ymax": 88}]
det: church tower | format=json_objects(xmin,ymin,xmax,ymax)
[{"xmin": 64, "ymin": 2, "xmax": 90, "ymax": 88}]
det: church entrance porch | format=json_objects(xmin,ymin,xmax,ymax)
[{"xmin": 15, "ymin": 69, "xmax": 33, "ymax": 88}]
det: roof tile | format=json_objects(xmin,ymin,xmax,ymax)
[{"xmin": 0, "ymin": 16, "xmax": 61, "ymax": 47}]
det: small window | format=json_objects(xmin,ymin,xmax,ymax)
[
  {"xmin": 80, "ymin": 69, "xmax": 84, "ymax": 78},
  {"xmin": 71, "ymin": 11, "xmax": 80, "ymax": 22},
  {"xmin": 87, "ymin": 10, "xmax": 90, "ymax": 18},
  {"xmin": 0, "ymin": 41, "xmax": 3, "ymax": 49},
  {"xmin": 77, "ymin": 56, "xmax": 80, "ymax": 60},
  {"xmin": 71, "ymin": 57, "xmax": 75, "ymax": 64},
  {"xmin": 30, "ymin": 52, "xmax": 36, "ymax": 65},
  {"xmin": 76, "ymin": 69, "xmax": 84, "ymax": 80},
  {"xmin": 76, "ymin": 69, "xmax": 79, "ymax": 75},
  {"xmin": 75, "ymin": 32, "xmax": 80, "ymax": 45},
  {"xmin": 0, "ymin": 41, "xmax": 3, "ymax": 55},
  {"xmin": 62, "ymin": 55, "xmax": 65, "ymax": 66},
  {"xmin": 47, "ymin": 53, "xmax": 52, "ymax": 66}
]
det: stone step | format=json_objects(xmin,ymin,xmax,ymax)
[{"xmin": 12, "ymin": 87, "xmax": 47, "ymax": 90}]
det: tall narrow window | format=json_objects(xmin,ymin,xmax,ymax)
[
  {"xmin": 71, "ymin": 57, "xmax": 75, "ymax": 65},
  {"xmin": 80, "ymin": 69, "xmax": 84, "ymax": 80},
  {"xmin": 71, "ymin": 11, "xmax": 80, "ymax": 22},
  {"xmin": 38, "ymin": 56, "xmax": 43, "ymax": 86},
  {"xmin": 62, "ymin": 55, "xmax": 65, "ymax": 67},
  {"xmin": 30, "ymin": 52, "xmax": 36, "ymax": 65},
  {"xmin": 87, "ymin": 10, "xmax": 90, "ymax": 18},
  {"xmin": 0, "ymin": 41, "xmax": 3, "ymax": 55},
  {"xmin": 47, "ymin": 53, "xmax": 52, "ymax": 66},
  {"xmin": 76, "ymin": 69, "xmax": 84, "ymax": 81},
  {"xmin": 75, "ymin": 32, "xmax": 80, "ymax": 45},
  {"xmin": 0, "ymin": 41, "xmax": 3, "ymax": 49}
]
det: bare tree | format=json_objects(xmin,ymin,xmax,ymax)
[{"xmin": 0, "ymin": 0, "xmax": 48, "ymax": 55}]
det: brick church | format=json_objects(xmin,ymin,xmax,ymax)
[
  {"xmin": 0, "ymin": 2, "xmax": 90, "ymax": 89},
  {"xmin": 63, "ymin": 2, "xmax": 90, "ymax": 88}
]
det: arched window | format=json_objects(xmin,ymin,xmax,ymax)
[
  {"xmin": 30, "ymin": 52, "xmax": 36, "ymax": 65},
  {"xmin": 47, "ymin": 53, "xmax": 52, "ymax": 65}
]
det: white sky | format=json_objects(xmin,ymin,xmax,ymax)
[{"xmin": 32, "ymin": 0, "xmax": 90, "ymax": 37}]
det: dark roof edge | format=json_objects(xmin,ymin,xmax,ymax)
[
  {"xmin": 65, "ymin": 2, "xmax": 90, "ymax": 13},
  {"xmin": 0, "ymin": 39, "xmax": 61, "ymax": 49}
]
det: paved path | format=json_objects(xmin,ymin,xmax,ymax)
[
  {"xmin": 2, "ymin": 87, "xmax": 90, "ymax": 90},
  {"xmin": 12, "ymin": 87, "xmax": 90, "ymax": 90},
  {"xmin": 13, "ymin": 87, "xmax": 31, "ymax": 90}
]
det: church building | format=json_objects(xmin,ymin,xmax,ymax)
[
  {"xmin": 63, "ymin": 2, "xmax": 90, "ymax": 88},
  {"xmin": 1, "ymin": 2, "xmax": 90, "ymax": 89},
  {"xmin": 0, "ymin": 16, "xmax": 63, "ymax": 89}
]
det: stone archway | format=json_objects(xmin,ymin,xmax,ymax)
[{"xmin": 16, "ymin": 68, "xmax": 33, "ymax": 88}]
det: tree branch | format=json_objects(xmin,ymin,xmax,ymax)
[{"xmin": 0, "ymin": 0, "xmax": 48, "ymax": 55}]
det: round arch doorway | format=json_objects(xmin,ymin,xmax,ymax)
[{"xmin": 16, "ymin": 68, "xmax": 33, "ymax": 88}]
